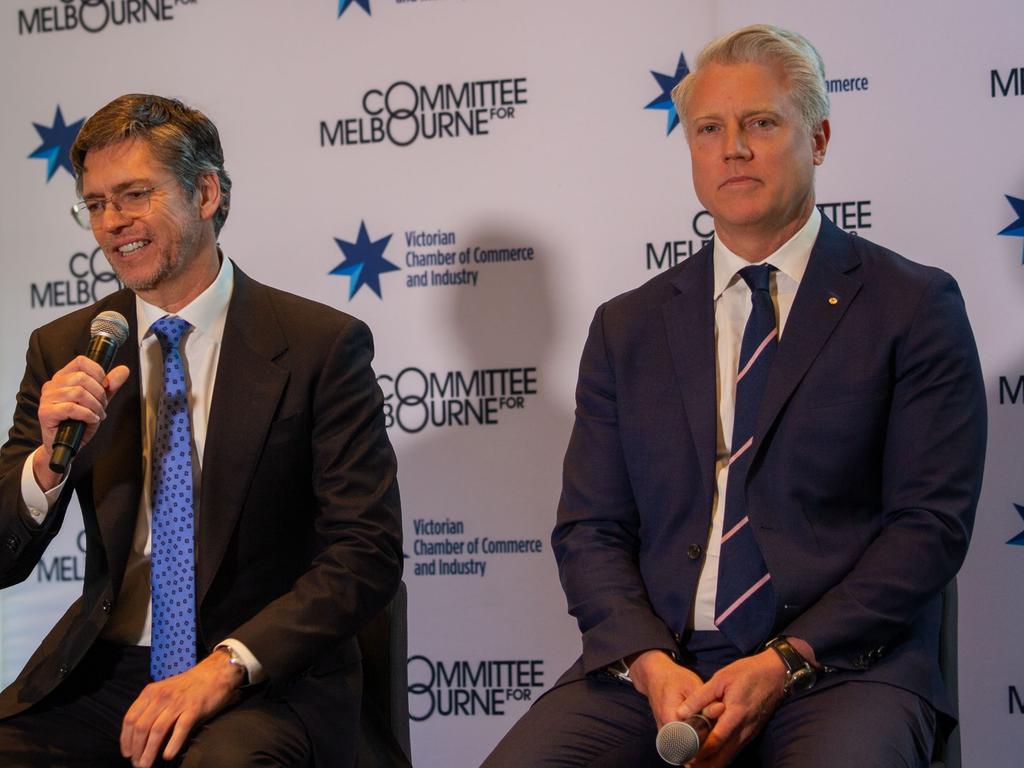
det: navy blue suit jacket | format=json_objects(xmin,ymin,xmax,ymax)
[{"xmin": 552, "ymin": 217, "xmax": 986, "ymax": 715}]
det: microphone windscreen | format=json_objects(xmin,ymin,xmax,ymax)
[
  {"xmin": 90, "ymin": 311, "xmax": 129, "ymax": 347},
  {"xmin": 656, "ymin": 718, "xmax": 705, "ymax": 765}
]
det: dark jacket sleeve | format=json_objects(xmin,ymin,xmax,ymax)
[
  {"xmin": 228, "ymin": 317, "xmax": 403, "ymax": 684},
  {"xmin": 552, "ymin": 305, "xmax": 678, "ymax": 674},
  {"xmin": 0, "ymin": 327, "xmax": 77, "ymax": 588},
  {"xmin": 782, "ymin": 272, "xmax": 986, "ymax": 669}
]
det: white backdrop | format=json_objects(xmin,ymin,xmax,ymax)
[{"xmin": 1, "ymin": 1, "xmax": 1022, "ymax": 765}]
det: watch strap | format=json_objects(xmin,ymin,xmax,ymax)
[
  {"xmin": 214, "ymin": 643, "xmax": 251, "ymax": 687},
  {"xmin": 765, "ymin": 636, "xmax": 816, "ymax": 694},
  {"xmin": 606, "ymin": 658, "xmax": 633, "ymax": 684}
]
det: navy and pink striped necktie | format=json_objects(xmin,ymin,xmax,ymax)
[{"xmin": 714, "ymin": 264, "xmax": 778, "ymax": 654}]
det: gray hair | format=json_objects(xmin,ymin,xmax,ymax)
[
  {"xmin": 672, "ymin": 24, "xmax": 830, "ymax": 135},
  {"xmin": 71, "ymin": 94, "xmax": 232, "ymax": 236}
]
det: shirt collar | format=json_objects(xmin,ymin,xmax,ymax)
[
  {"xmin": 137, "ymin": 254, "xmax": 235, "ymax": 345},
  {"xmin": 712, "ymin": 206, "xmax": 821, "ymax": 299}
]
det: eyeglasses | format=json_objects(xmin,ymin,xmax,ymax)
[{"xmin": 71, "ymin": 179, "xmax": 176, "ymax": 229}]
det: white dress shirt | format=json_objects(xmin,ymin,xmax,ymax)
[
  {"xmin": 691, "ymin": 207, "xmax": 821, "ymax": 630},
  {"xmin": 20, "ymin": 257, "xmax": 264, "ymax": 682}
]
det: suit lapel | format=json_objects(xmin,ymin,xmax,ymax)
[
  {"xmin": 662, "ymin": 246, "xmax": 717, "ymax": 510},
  {"xmin": 752, "ymin": 217, "xmax": 863, "ymax": 456},
  {"xmin": 90, "ymin": 291, "xmax": 144, "ymax": 593},
  {"xmin": 196, "ymin": 266, "xmax": 289, "ymax": 605}
]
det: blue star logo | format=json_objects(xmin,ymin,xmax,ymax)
[
  {"xmin": 998, "ymin": 195, "xmax": 1024, "ymax": 264},
  {"xmin": 645, "ymin": 52, "xmax": 690, "ymax": 136},
  {"xmin": 337, "ymin": 0, "xmax": 370, "ymax": 18},
  {"xmin": 330, "ymin": 221, "xmax": 400, "ymax": 300},
  {"xmin": 28, "ymin": 106, "xmax": 84, "ymax": 182},
  {"xmin": 1008, "ymin": 503, "xmax": 1024, "ymax": 546}
]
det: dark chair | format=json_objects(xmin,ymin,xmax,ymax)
[
  {"xmin": 356, "ymin": 581, "xmax": 412, "ymax": 767},
  {"xmin": 931, "ymin": 579, "xmax": 960, "ymax": 768}
]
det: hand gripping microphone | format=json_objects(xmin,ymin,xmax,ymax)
[
  {"xmin": 656, "ymin": 714, "xmax": 713, "ymax": 765},
  {"xmin": 49, "ymin": 310, "xmax": 130, "ymax": 474}
]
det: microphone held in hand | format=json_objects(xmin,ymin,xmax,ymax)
[
  {"xmin": 656, "ymin": 714, "xmax": 713, "ymax": 765},
  {"xmin": 49, "ymin": 311, "xmax": 130, "ymax": 474}
]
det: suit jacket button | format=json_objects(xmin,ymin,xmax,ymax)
[
  {"xmin": 4, "ymin": 534, "xmax": 19, "ymax": 552},
  {"xmin": 102, "ymin": 600, "xmax": 113, "ymax": 613},
  {"xmin": 687, "ymin": 544, "xmax": 703, "ymax": 560},
  {"xmin": 57, "ymin": 664, "xmax": 69, "ymax": 677}
]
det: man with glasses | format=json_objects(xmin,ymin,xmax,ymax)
[
  {"xmin": 0, "ymin": 94, "xmax": 404, "ymax": 767},
  {"xmin": 72, "ymin": 179, "xmax": 177, "ymax": 228}
]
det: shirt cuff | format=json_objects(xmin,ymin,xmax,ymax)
[
  {"xmin": 20, "ymin": 449, "xmax": 67, "ymax": 526},
  {"xmin": 218, "ymin": 638, "xmax": 266, "ymax": 685}
]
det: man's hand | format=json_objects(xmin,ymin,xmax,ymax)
[
  {"xmin": 676, "ymin": 650, "xmax": 787, "ymax": 768},
  {"xmin": 627, "ymin": 650, "xmax": 705, "ymax": 729},
  {"xmin": 120, "ymin": 650, "xmax": 244, "ymax": 768},
  {"xmin": 33, "ymin": 356, "xmax": 129, "ymax": 489}
]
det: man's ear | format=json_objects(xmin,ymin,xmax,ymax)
[
  {"xmin": 196, "ymin": 171, "xmax": 221, "ymax": 222},
  {"xmin": 812, "ymin": 119, "xmax": 830, "ymax": 166}
]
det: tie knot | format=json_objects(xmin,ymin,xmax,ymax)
[
  {"xmin": 151, "ymin": 316, "xmax": 192, "ymax": 351},
  {"xmin": 738, "ymin": 264, "xmax": 775, "ymax": 294}
]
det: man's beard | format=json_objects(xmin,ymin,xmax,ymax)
[
  {"xmin": 112, "ymin": 251, "xmax": 180, "ymax": 292},
  {"xmin": 106, "ymin": 223, "xmax": 200, "ymax": 293}
]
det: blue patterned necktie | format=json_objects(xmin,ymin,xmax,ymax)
[
  {"xmin": 714, "ymin": 264, "xmax": 778, "ymax": 653},
  {"xmin": 149, "ymin": 316, "xmax": 197, "ymax": 681}
]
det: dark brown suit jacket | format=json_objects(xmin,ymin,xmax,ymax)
[{"xmin": 0, "ymin": 263, "xmax": 403, "ymax": 766}]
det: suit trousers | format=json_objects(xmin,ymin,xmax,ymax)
[
  {"xmin": 0, "ymin": 641, "xmax": 312, "ymax": 768},
  {"xmin": 481, "ymin": 673, "xmax": 936, "ymax": 768}
]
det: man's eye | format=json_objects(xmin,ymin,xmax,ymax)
[
  {"xmin": 750, "ymin": 119, "xmax": 774, "ymax": 129},
  {"xmin": 698, "ymin": 124, "xmax": 718, "ymax": 134},
  {"xmin": 85, "ymin": 201, "xmax": 105, "ymax": 214},
  {"xmin": 123, "ymin": 190, "xmax": 149, "ymax": 201}
]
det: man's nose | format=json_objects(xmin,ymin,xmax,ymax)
[
  {"xmin": 723, "ymin": 125, "xmax": 752, "ymax": 161},
  {"xmin": 98, "ymin": 204, "xmax": 132, "ymax": 232}
]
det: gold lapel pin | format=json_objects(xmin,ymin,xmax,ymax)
[{"xmin": 827, "ymin": 296, "xmax": 839, "ymax": 305}]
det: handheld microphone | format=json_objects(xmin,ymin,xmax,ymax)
[
  {"xmin": 656, "ymin": 714, "xmax": 713, "ymax": 765},
  {"xmin": 49, "ymin": 310, "xmax": 130, "ymax": 474}
]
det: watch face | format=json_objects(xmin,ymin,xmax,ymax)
[{"xmin": 789, "ymin": 666, "xmax": 815, "ymax": 692}]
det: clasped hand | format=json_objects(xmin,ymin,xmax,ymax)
[{"xmin": 630, "ymin": 649, "xmax": 787, "ymax": 768}]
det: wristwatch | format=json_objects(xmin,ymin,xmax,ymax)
[
  {"xmin": 214, "ymin": 644, "xmax": 251, "ymax": 687},
  {"xmin": 606, "ymin": 658, "xmax": 633, "ymax": 685},
  {"xmin": 765, "ymin": 636, "xmax": 816, "ymax": 695}
]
